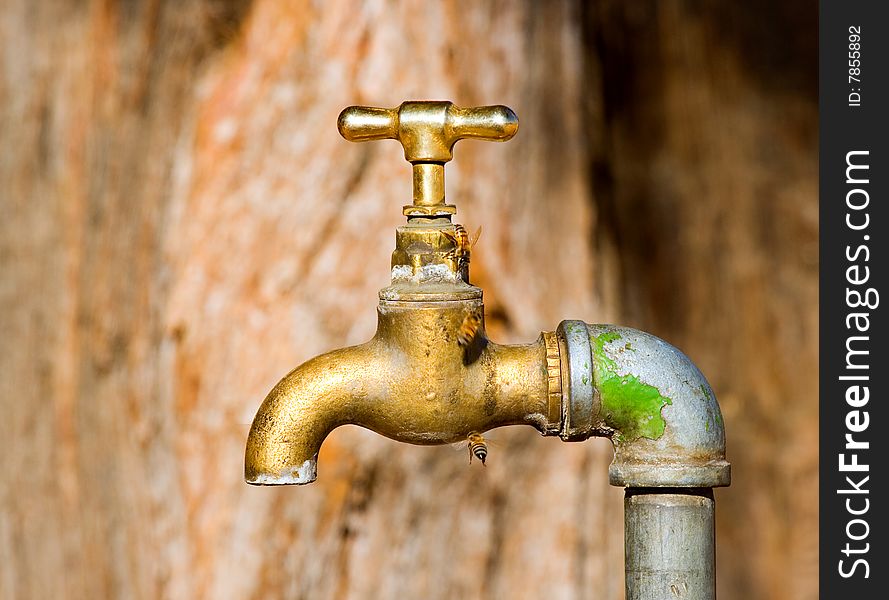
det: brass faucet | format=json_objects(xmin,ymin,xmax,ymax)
[
  {"xmin": 245, "ymin": 102, "xmax": 730, "ymax": 599},
  {"xmin": 245, "ymin": 100, "xmax": 729, "ymax": 491}
]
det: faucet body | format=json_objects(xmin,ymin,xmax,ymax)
[
  {"xmin": 244, "ymin": 102, "xmax": 730, "ymax": 600},
  {"xmin": 246, "ymin": 291, "xmax": 554, "ymax": 484}
]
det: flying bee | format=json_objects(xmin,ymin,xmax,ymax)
[
  {"xmin": 451, "ymin": 432, "xmax": 496, "ymax": 465},
  {"xmin": 442, "ymin": 224, "xmax": 482, "ymax": 273},
  {"xmin": 466, "ymin": 432, "xmax": 489, "ymax": 466},
  {"xmin": 457, "ymin": 312, "xmax": 482, "ymax": 348}
]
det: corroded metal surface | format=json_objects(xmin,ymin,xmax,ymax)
[
  {"xmin": 556, "ymin": 322, "xmax": 730, "ymax": 487},
  {"xmin": 388, "ymin": 217, "xmax": 477, "ymax": 286},
  {"xmin": 585, "ymin": 325, "xmax": 729, "ymax": 488},
  {"xmin": 625, "ymin": 490, "xmax": 716, "ymax": 600}
]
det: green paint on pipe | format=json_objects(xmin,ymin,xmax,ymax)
[
  {"xmin": 699, "ymin": 383, "xmax": 712, "ymax": 402},
  {"xmin": 699, "ymin": 383, "xmax": 722, "ymax": 425},
  {"xmin": 590, "ymin": 331, "xmax": 672, "ymax": 442}
]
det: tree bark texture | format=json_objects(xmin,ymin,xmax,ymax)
[{"xmin": 0, "ymin": 1, "xmax": 816, "ymax": 599}]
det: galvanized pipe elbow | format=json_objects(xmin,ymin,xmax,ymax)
[{"xmin": 556, "ymin": 321, "xmax": 730, "ymax": 488}]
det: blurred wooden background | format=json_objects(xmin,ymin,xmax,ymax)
[{"xmin": 0, "ymin": 1, "xmax": 816, "ymax": 598}]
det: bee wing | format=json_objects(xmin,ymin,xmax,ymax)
[
  {"xmin": 469, "ymin": 225, "xmax": 482, "ymax": 248},
  {"xmin": 479, "ymin": 434, "xmax": 502, "ymax": 448},
  {"xmin": 449, "ymin": 432, "xmax": 500, "ymax": 450}
]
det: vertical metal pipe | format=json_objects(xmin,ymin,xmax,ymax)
[{"xmin": 624, "ymin": 488, "xmax": 715, "ymax": 600}]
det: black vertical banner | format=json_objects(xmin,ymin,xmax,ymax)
[{"xmin": 820, "ymin": 1, "xmax": 889, "ymax": 596}]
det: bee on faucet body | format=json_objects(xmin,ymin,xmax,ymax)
[
  {"xmin": 457, "ymin": 312, "xmax": 482, "ymax": 348},
  {"xmin": 442, "ymin": 224, "xmax": 482, "ymax": 273}
]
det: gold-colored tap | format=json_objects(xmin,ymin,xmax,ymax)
[{"xmin": 245, "ymin": 101, "xmax": 730, "ymax": 491}]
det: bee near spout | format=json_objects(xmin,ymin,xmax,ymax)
[{"xmin": 467, "ymin": 432, "xmax": 488, "ymax": 466}]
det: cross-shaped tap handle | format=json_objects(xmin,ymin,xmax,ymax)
[{"xmin": 338, "ymin": 101, "xmax": 518, "ymax": 217}]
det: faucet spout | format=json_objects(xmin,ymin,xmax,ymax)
[{"xmin": 245, "ymin": 343, "xmax": 378, "ymax": 485}]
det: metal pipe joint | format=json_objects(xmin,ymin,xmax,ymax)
[{"xmin": 556, "ymin": 320, "xmax": 730, "ymax": 489}]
